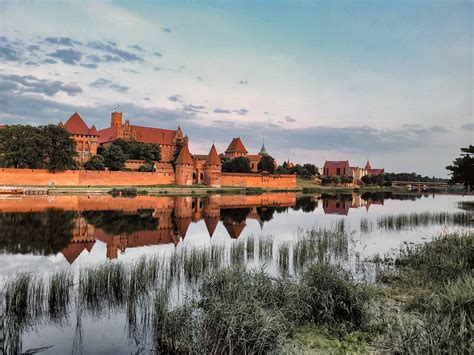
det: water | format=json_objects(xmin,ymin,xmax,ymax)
[{"xmin": 0, "ymin": 192, "xmax": 472, "ymax": 353}]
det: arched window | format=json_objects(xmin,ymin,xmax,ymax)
[{"xmin": 200, "ymin": 173, "xmax": 204, "ymax": 180}]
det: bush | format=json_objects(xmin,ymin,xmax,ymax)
[
  {"xmin": 138, "ymin": 163, "xmax": 156, "ymax": 172},
  {"xmin": 83, "ymin": 155, "xmax": 105, "ymax": 170},
  {"xmin": 300, "ymin": 263, "xmax": 369, "ymax": 329}
]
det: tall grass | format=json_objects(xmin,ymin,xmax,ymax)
[
  {"xmin": 258, "ymin": 236, "xmax": 274, "ymax": 262},
  {"xmin": 376, "ymin": 211, "xmax": 471, "ymax": 230},
  {"xmin": 278, "ymin": 243, "xmax": 290, "ymax": 273}
]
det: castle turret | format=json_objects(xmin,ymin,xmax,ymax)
[
  {"xmin": 111, "ymin": 111, "xmax": 123, "ymax": 127},
  {"xmin": 204, "ymin": 144, "xmax": 222, "ymax": 187},
  {"xmin": 175, "ymin": 144, "xmax": 194, "ymax": 185}
]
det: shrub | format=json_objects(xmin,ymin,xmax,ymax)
[
  {"xmin": 83, "ymin": 155, "xmax": 105, "ymax": 170},
  {"xmin": 300, "ymin": 263, "xmax": 369, "ymax": 329}
]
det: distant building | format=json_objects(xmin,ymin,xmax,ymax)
[
  {"xmin": 223, "ymin": 137, "xmax": 275, "ymax": 172},
  {"xmin": 97, "ymin": 111, "xmax": 187, "ymax": 162},
  {"xmin": 323, "ymin": 160, "xmax": 384, "ymax": 183},
  {"xmin": 323, "ymin": 161, "xmax": 351, "ymax": 176},
  {"xmin": 60, "ymin": 113, "xmax": 99, "ymax": 164}
]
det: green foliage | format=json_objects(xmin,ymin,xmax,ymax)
[
  {"xmin": 83, "ymin": 155, "xmax": 105, "ymax": 171},
  {"xmin": 340, "ymin": 175, "xmax": 353, "ymax": 184},
  {"xmin": 0, "ymin": 124, "xmax": 77, "ymax": 171},
  {"xmin": 280, "ymin": 163, "xmax": 319, "ymax": 179},
  {"xmin": 138, "ymin": 163, "xmax": 156, "ymax": 172},
  {"xmin": 257, "ymin": 154, "xmax": 276, "ymax": 173},
  {"xmin": 222, "ymin": 156, "xmax": 252, "ymax": 173},
  {"xmin": 110, "ymin": 139, "xmax": 161, "ymax": 163},
  {"xmin": 101, "ymin": 144, "xmax": 126, "ymax": 171},
  {"xmin": 384, "ymin": 172, "xmax": 447, "ymax": 183},
  {"xmin": 361, "ymin": 174, "xmax": 391, "ymax": 186},
  {"xmin": 446, "ymin": 145, "xmax": 474, "ymax": 192}
]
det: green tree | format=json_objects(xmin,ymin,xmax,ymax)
[
  {"xmin": 446, "ymin": 145, "xmax": 474, "ymax": 192},
  {"xmin": 222, "ymin": 156, "xmax": 252, "ymax": 173},
  {"xmin": 102, "ymin": 145, "xmax": 126, "ymax": 171},
  {"xmin": 340, "ymin": 175, "xmax": 353, "ymax": 184},
  {"xmin": 257, "ymin": 155, "xmax": 276, "ymax": 173},
  {"xmin": 140, "ymin": 143, "xmax": 161, "ymax": 163},
  {"xmin": 41, "ymin": 125, "xmax": 77, "ymax": 171},
  {"xmin": 275, "ymin": 165, "xmax": 290, "ymax": 174},
  {"xmin": 138, "ymin": 163, "xmax": 156, "ymax": 172},
  {"xmin": 0, "ymin": 125, "xmax": 48, "ymax": 169},
  {"xmin": 0, "ymin": 125, "xmax": 77, "ymax": 171},
  {"xmin": 84, "ymin": 155, "xmax": 106, "ymax": 171}
]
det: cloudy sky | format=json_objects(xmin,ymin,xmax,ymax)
[{"xmin": 0, "ymin": 0, "xmax": 472, "ymax": 176}]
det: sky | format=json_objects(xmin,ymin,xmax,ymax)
[{"xmin": 0, "ymin": 0, "xmax": 472, "ymax": 177}]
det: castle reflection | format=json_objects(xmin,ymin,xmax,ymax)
[{"xmin": 0, "ymin": 192, "xmax": 419, "ymax": 264}]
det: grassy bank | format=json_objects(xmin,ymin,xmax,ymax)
[
  {"xmin": 297, "ymin": 177, "xmax": 407, "ymax": 194},
  {"xmin": 2, "ymin": 230, "xmax": 472, "ymax": 353}
]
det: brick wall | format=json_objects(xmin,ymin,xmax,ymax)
[
  {"xmin": 0, "ymin": 168, "xmax": 296, "ymax": 189},
  {"xmin": 221, "ymin": 172, "xmax": 296, "ymax": 188},
  {"xmin": 0, "ymin": 168, "xmax": 175, "ymax": 186}
]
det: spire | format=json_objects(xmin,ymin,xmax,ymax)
[
  {"xmin": 205, "ymin": 144, "xmax": 222, "ymax": 165},
  {"xmin": 175, "ymin": 144, "xmax": 194, "ymax": 165},
  {"xmin": 258, "ymin": 144, "xmax": 268, "ymax": 156}
]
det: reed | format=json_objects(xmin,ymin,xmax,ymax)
[
  {"xmin": 376, "ymin": 211, "xmax": 471, "ymax": 230},
  {"xmin": 230, "ymin": 239, "xmax": 245, "ymax": 266},
  {"xmin": 278, "ymin": 243, "xmax": 290, "ymax": 273},
  {"xmin": 48, "ymin": 269, "xmax": 73, "ymax": 322},
  {"xmin": 259, "ymin": 235, "xmax": 274, "ymax": 262},
  {"xmin": 246, "ymin": 235, "xmax": 255, "ymax": 260}
]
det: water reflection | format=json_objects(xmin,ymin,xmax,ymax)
[{"xmin": 0, "ymin": 192, "xmax": 445, "ymax": 265}]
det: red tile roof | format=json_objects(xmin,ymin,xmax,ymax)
[
  {"xmin": 97, "ymin": 125, "xmax": 178, "ymax": 145},
  {"xmin": 365, "ymin": 161, "xmax": 372, "ymax": 170},
  {"xmin": 323, "ymin": 160, "xmax": 350, "ymax": 169},
  {"xmin": 246, "ymin": 154, "xmax": 262, "ymax": 161},
  {"xmin": 370, "ymin": 168, "xmax": 385, "ymax": 175},
  {"xmin": 224, "ymin": 222, "xmax": 246, "ymax": 239},
  {"xmin": 175, "ymin": 144, "xmax": 194, "ymax": 165},
  {"xmin": 204, "ymin": 216, "xmax": 219, "ymax": 237},
  {"xmin": 225, "ymin": 137, "xmax": 248, "ymax": 154},
  {"xmin": 206, "ymin": 144, "xmax": 222, "ymax": 165},
  {"xmin": 63, "ymin": 112, "xmax": 98, "ymax": 136}
]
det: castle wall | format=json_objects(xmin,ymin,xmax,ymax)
[
  {"xmin": 221, "ymin": 172, "xmax": 296, "ymax": 189},
  {"xmin": 0, "ymin": 169, "xmax": 296, "ymax": 189},
  {"xmin": 0, "ymin": 168, "xmax": 175, "ymax": 187}
]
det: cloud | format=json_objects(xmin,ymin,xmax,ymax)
[
  {"xmin": 154, "ymin": 52, "xmax": 162, "ymax": 57},
  {"xmin": 87, "ymin": 41, "xmax": 144, "ymax": 62},
  {"xmin": 129, "ymin": 44, "xmax": 145, "ymax": 52},
  {"xmin": 162, "ymin": 27, "xmax": 172, "ymax": 33},
  {"xmin": 182, "ymin": 104, "xmax": 206, "ymax": 113},
  {"xmin": 80, "ymin": 63, "xmax": 98, "ymax": 69},
  {"xmin": 0, "ymin": 81, "xmax": 18, "ymax": 91},
  {"xmin": 45, "ymin": 37, "xmax": 79, "ymax": 47},
  {"xmin": 239, "ymin": 80, "xmax": 248, "ymax": 85},
  {"xmin": 460, "ymin": 122, "xmax": 474, "ymax": 130},
  {"xmin": 0, "ymin": 74, "xmax": 82, "ymax": 96},
  {"xmin": 0, "ymin": 45, "xmax": 20, "ymax": 61},
  {"xmin": 89, "ymin": 78, "xmax": 128, "ymax": 92},
  {"xmin": 48, "ymin": 49, "xmax": 83, "ymax": 64},
  {"xmin": 26, "ymin": 44, "xmax": 40, "ymax": 52},
  {"xmin": 196, "ymin": 76, "xmax": 204, "ymax": 81},
  {"xmin": 214, "ymin": 108, "xmax": 231, "ymax": 114},
  {"xmin": 284, "ymin": 115, "xmax": 296, "ymax": 123},
  {"xmin": 25, "ymin": 60, "xmax": 39, "ymax": 67},
  {"xmin": 43, "ymin": 58, "xmax": 57, "ymax": 64},
  {"xmin": 233, "ymin": 108, "xmax": 248, "ymax": 116},
  {"xmin": 168, "ymin": 95, "xmax": 182, "ymax": 102}
]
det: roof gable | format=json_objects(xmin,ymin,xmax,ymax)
[
  {"xmin": 323, "ymin": 160, "xmax": 350, "ymax": 169},
  {"xmin": 205, "ymin": 144, "xmax": 222, "ymax": 165},
  {"xmin": 63, "ymin": 112, "xmax": 98, "ymax": 136},
  {"xmin": 175, "ymin": 144, "xmax": 194, "ymax": 165},
  {"xmin": 225, "ymin": 137, "xmax": 248, "ymax": 154}
]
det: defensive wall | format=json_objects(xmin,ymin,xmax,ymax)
[{"xmin": 0, "ymin": 168, "xmax": 296, "ymax": 189}]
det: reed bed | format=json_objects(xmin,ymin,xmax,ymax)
[
  {"xmin": 278, "ymin": 243, "xmax": 290, "ymax": 273},
  {"xmin": 246, "ymin": 235, "xmax": 255, "ymax": 260},
  {"xmin": 259, "ymin": 235, "xmax": 274, "ymax": 262},
  {"xmin": 230, "ymin": 239, "xmax": 245, "ymax": 266},
  {"xmin": 376, "ymin": 211, "xmax": 471, "ymax": 230}
]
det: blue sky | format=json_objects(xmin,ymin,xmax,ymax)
[{"xmin": 0, "ymin": 0, "xmax": 472, "ymax": 176}]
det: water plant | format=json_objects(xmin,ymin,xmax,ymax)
[{"xmin": 376, "ymin": 211, "xmax": 471, "ymax": 230}]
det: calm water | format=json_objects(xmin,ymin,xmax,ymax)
[{"xmin": 0, "ymin": 192, "xmax": 472, "ymax": 353}]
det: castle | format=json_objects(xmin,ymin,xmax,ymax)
[
  {"xmin": 323, "ymin": 160, "xmax": 384, "ymax": 183},
  {"xmin": 54, "ymin": 111, "xmax": 290, "ymax": 189}
]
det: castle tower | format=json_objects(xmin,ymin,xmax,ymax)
[
  {"xmin": 111, "ymin": 111, "xmax": 123, "ymax": 127},
  {"xmin": 175, "ymin": 144, "xmax": 194, "ymax": 185},
  {"xmin": 204, "ymin": 144, "xmax": 222, "ymax": 187},
  {"xmin": 203, "ymin": 195, "xmax": 221, "ymax": 237}
]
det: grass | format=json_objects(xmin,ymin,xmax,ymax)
[
  {"xmin": 376, "ymin": 211, "xmax": 471, "ymax": 230},
  {"xmin": 2, "ymin": 227, "xmax": 472, "ymax": 354}
]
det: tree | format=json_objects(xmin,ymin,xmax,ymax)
[
  {"xmin": 109, "ymin": 139, "xmax": 161, "ymax": 162},
  {"xmin": 0, "ymin": 124, "xmax": 77, "ymax": 171},
  {"xmin": 275, "ymin": 165, "xmax": 290, "ymax": 174},
  {"xmin": 102, "ymin": 145, "xmax": 126, "ymax": 171},
  {"xmin": 84, "ymin": 155, "xmax": 106, "ymax": 171},
  {"xmin": 340, "ymin": 175, "xmax": 353, "ymax": 184},
  {"xmin": 257, "ymin": 155, "xmax": 275, "ymax": 173},
  {"xmin": 139, "ymin": 143, "xmax": 161, "ymax": 163},
  {"xmin": 222, "ymin": 156, "xmax": 252, "ymax": 173},
  {"xmin": 446, "ymin": 145, "xmax": 474, "ymax": 192},
  {"xmin": 41, "ymin": 125, "xmax": 78, "ymax": 171},
  {"xmin": 138, "ymin": 163, "xmax": 156, "ymax": 172}
]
